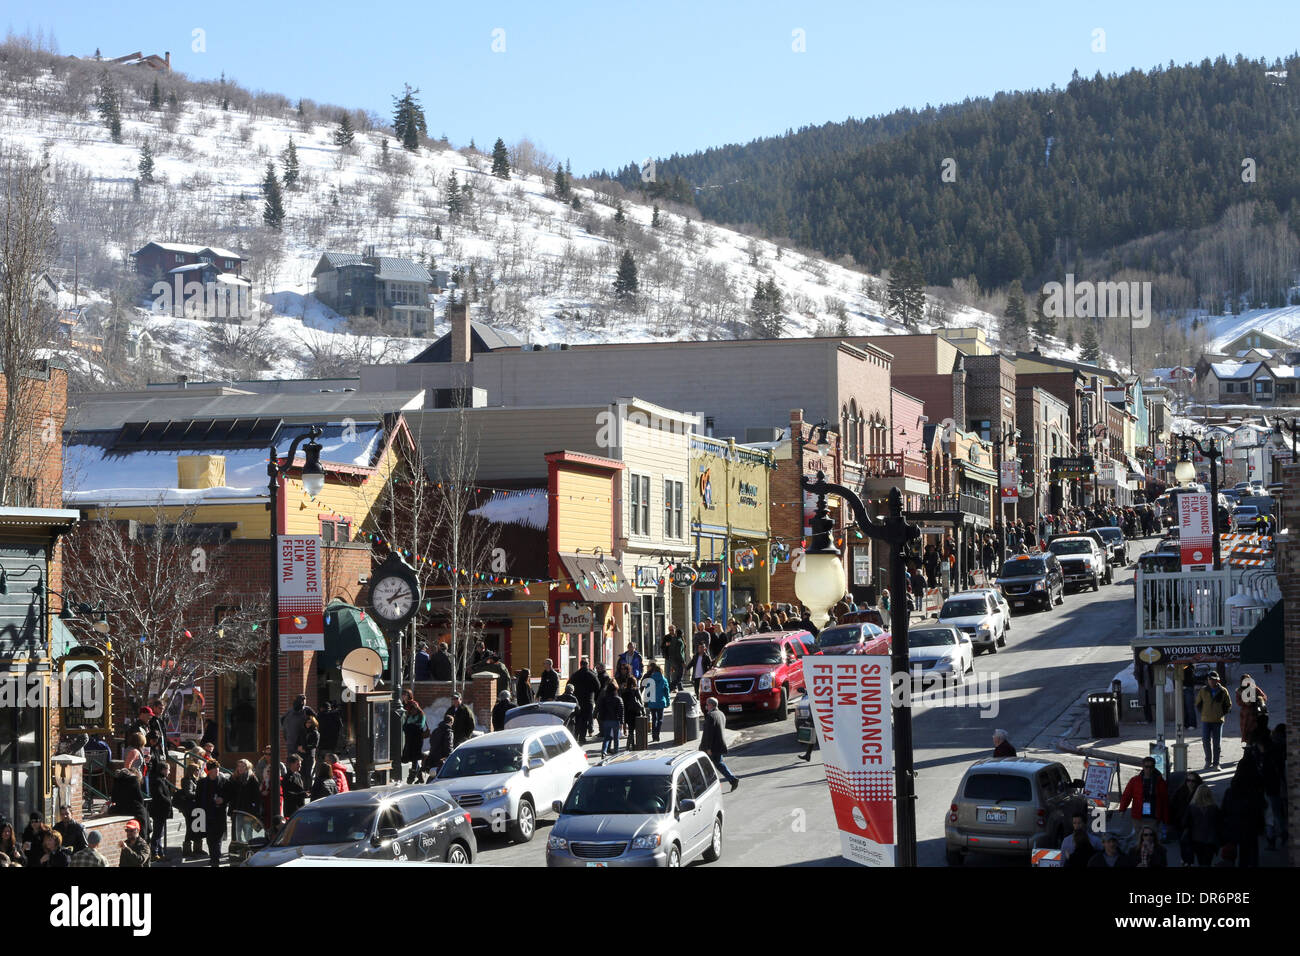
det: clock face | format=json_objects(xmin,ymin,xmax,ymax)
[{"xmin": 371, "ymin": 575, "xmax": 415, "ymax": 621}]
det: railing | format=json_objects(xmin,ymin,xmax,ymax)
[
  {"xmin": 860, "ymin": 453, "xmax": 928, "ymax": 482},
  {"xmin": 907, "ymin": 493, "xmax": 990, "ymax": 520},
  {"xmin": 1135, "ymin": 569, "xmax": 1231, "ymax": 638}
]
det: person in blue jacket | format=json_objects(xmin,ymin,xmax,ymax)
[{"xmin": 640, "ymin": 662, "xmax": 671, "ymax": 743}]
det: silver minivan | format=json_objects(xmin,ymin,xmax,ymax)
[{"xmin": 545, "ymin": 749, "xmax": 724, "ymax": 867}]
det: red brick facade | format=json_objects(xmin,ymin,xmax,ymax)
[
  {"xmin": 769, "ymin": 410, "xmax": 843, "ymax": 606},
  {"xmin": 1280, "ymin": 463, "xmax": 1299, "ymax": 867}
]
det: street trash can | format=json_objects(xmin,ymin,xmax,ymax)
[
  {"xmin": 630, "ymin": 714, "xmax": 650, "ymax": 751},
  {"xmin": 673, "ymin": 691, "xmax": 701, "ymax": 745},
  {"xmin": 1088, "ymin": 692, "xmax": 1120, "ymax": 739}
]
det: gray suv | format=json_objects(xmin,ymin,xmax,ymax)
[
  {"xmin": 546, "ymin": 749, "xmax": 724, "ymax": 867},
  {"xmin": 945, "ymin": 757, "xmax": 1085, "ymax": 865}
]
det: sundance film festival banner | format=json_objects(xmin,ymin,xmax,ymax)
[
  {"xmin": 807, "ymin": 655, "xmax": 895, "ymax": 866},
  {"xmin": 278, "ymin": 534, "xmax": 325, "ymax": 651}
]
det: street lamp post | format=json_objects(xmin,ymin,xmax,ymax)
[
  {"xmin": 797, "ymin": 473, "xmax": 920, "ymax": 866},
  {"xmin": 266, "ymin": 425, "xmax": 325, "ymax": 822},
  {"xmin": 1172, "ymin": 432, "xmax": 1222, "ymax": 570},
  {"xmin": 991, "ymin": 427, "xmax": 1020, "ymax": 563}
]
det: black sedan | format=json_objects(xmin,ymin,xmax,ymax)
[
  {"xmin": 244, "ymin": 785, "xmax": 477, "ymax": 866},
  {"xmin": 1095, "ymin": 526, "xmax": 1129, "ymax": 566}
]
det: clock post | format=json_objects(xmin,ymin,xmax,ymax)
[{"xmin": 369, "ymin": 552, "xmax": 421, "ymax": 784}]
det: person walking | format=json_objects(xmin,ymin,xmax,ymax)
[
  {"xmin": 1184, "ymin": 783, "xmax": 1222, "ymax": 866},
  {"xmin": 596, "ymin": 682, "xmax": 625, "ymax": 757},
  {"xmin": 689, "ymin": 644, "xmax": 713, "ymax": 698},
  {"xmin": 146, "ymin": 753, "xmax": 174, "ymax": 861},
  {"xmin": 298, "ymin": 715, "xmax": 319, "ymax": 788},
  {"xmin": 1118, "ymin": 757, "xmax": 1170, "ymax": 837},
  {"xmin": 570, "ymin": 659, "xmax": 601, "ymax": 744},
  {"xmin": 1194, "ymin": 671, "xmax": 1233, "ymax": 769},
  {"xmin": 401, "ymin": 697, "xmax": 428, "ymax": 783},
  {"xmin": 414, "ymin": 643, "xmax": 432, "ymax": 681},
  {"xmin": 447, "ymin": 693, "xmax": 476, "ymax": 746},
  {"xmin": 195, "ymin": 760, "xmax": 229, "ymax": 867},
  {"xmin": 700, "ymin": 697, "xmax": 739, "ymax": 791},
  {"xmin": 310, "ymin": 761, "xmax": 338, "ymax": 800},
  {"xmin": 539, "ymin": 659, "xmax": 560, "ymax": 701},
  {"xmin": 618, "ymin": 643, "xmax": 644, "ymax": 680},
  {"xmin": 620, "ymin": 677, "xmax": 646, "ymax": 745},
  {"xmin": 282, "ymin": 754, "xmax": 308, "ymax": 818},
  {"xmin": 431, "ymin": 642, "xmax": 455, "ymax": 681},
  {"xmin": 641, "ymin": 662, "xmax": 671, "ymax": 744},
  {"xmin": 421, "ymin": 712, "xmax": 455, "ymax": 778},
  {"xmin": 515, "ymin": 669, "xmax": 534, "ymax": 706},
  {"xmin": 109, "ymin": 767, "xmax": 149, "ymax": 846},
  {"xmin": 1236, "ymin": 675, "xmax": 1268, "ymax": 745},
  {"xmin": 177, "ymin": 761, "xmax": 202, "ymax": 857},
  {"xmin": 280, "ymin": 694, "xmax": 316, "ymax": 758}
]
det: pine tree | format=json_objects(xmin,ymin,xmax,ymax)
[
  {"xmin": 218, "ymin": 71, "xmax": 229, "ymax": 111},
  {"xmin": 1065, "ymin": 328, "xmax": 1075, "ymax": 350},
  {"xmin": 1001, "ymin": 279, "xmax": 1030, "ymax": 349},
  {"xmin": 96, "ymin": 71, "xmax": 122, "ymax": 143},
  {"xmin": 651, "ymin": 205, "xmax": 661, "ymax": 228},
  {"xmin": 491, "ymin": 138, "xmax": 510, "ymax": 179},
  {"xmin": 282, "ymin": 138, "xmax": 300, "ymax": 189},
  {"xmin": 1032, "ymin": 288, "xmax": 1057, "ymax": 342},
  {"xmin": 334, "ymin": 113, "xmax": 355, "ymax": 148},
  {"xmin": 262, "ymin": 162, "xmax": 285, "ymax": 229},
  {"xmin": 392, "ymin": 84, "xmax": 427, "ymax": 151},
  {"xmin": 1079, "ymin": 323, "xmax": 1101, "ymax": 362},
  {"xmin": 446, "ymin": 170, "xmax": 463, "ymax": 220},
  {"xmin": 553, "ymin": 163, "xmax": 568, "ymax": 199},
  {"xmin": 887, "ymin": 258, "xmax": 924, "ymax": 329},
  {"xmin": 751, "ymin": 278, "xmax": 785, "ymax": 337},
  {"xmin": 137, "ymin": 143, "xmax": 155, "ymax": 184},
  {"xmin": 380, "ymin": 138, "xmax": 389, "ymax": 167},
  {"xmin": 149, "ymin": 78, "xmax": 162, "ymax": 111},
  {"xmin": 434, "ymin": 225, "xmax": 442, "ymax": 240},
  {"xmin": 613, "ymin": 202, "xmax": 626, "ymax": 226},
  {"xmin": 571, "ymin": 195, "xmax": 582, "ymax": 210},
  {"xmin": 613, "ymin": 250, "xmax": 639, "ymax": 299}
]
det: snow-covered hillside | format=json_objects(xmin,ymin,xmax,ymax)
[
  {"xmin": 3, "ymin": 57, "xmax": 1057, "ymax": 381},
  {"xmin": 1200, "ymin": 306, "xmax": 1300, "ymax": 352}
]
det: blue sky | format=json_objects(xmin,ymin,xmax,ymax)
[{"xmin": 6, "ymin": 1, "xmax": 1299, "ymax": 173}]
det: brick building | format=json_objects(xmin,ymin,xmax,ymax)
[
  {"xmin": 1279, "ymin": 462, "xmax": 1300, "ymax": 867},
  {"xmin": 768, "ymin": 410, "xmax": 843, "ymax": 607}
]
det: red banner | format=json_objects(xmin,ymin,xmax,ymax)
[
  {"xmin": 1177, "ymin": 493, "xmax": 1213, "ymax": 571},
  {"xmin": 278, "ymin": 534, "xmax": 325, "ymax": 650}
]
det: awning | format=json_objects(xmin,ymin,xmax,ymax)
[
  {"xmin": 1125, "ymin": 454, "xmax": 1145, "ymax": 478},
  {"xmin": 1240, "ymin": 601, "xmax": 1283, "ymax": 665},
  {"xmin": 558, "ymin": 553, "xmax": 636, "ymax": 603},
  {"xmin": 320, "ymin": 600, "xmax": 389, "ymax": 671},
  {"xmin": 423, "ymin": 600, "xmax": 548, "ymax": 618},
  {"xmin": 959, "ymin": 463, "xmax": 997, "ymax": 487}
]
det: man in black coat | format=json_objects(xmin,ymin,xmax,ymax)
[
  {"xmin": 53, "ymin": 806, "xmax": 87, "ymax": 854},
  {"xmin": 282, "ymin": 755, "xmax": 309, "ymax": 818},
  {"xmin": 492, "ymin": 691, "xmax": 513, "ymax": 732},
  {"xmin": 318, "ymin": 701, "xmax": 343, "ymax": 752},
  {"xmin": 569, "ymin": 659, "xmax": 601, "ymax": 744},
  {"xmin": 422, "ymin": 713, "xmax": 455, "ymax": 776},
  {"xmin": 195, "ymin": 761, "xmax": 229, "ymax": 867},
  {"xmin": 447, "ymin": 693, "xmax": 476, "ymax": 746},
  {"xmin": 699, "ymin": 697, "xmax": 739, "ymax": 790},
  {"xmin": 431, "ymin": 642, "xmax": 455, "ymax": 681},
  {"xmin": 539, "ymin": 659, "xmax": 560, "ymax": 701},
  {"xmin": 413, "ymin": 643, "xmax": 432, "ymax": 681}
]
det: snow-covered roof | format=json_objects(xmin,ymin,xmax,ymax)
[
  {"xmin": 1209, "ymin": 362, "xmax": 1269, "ymax": 380},
  {"xmin": 468, "ymin": 490, "xmax": 548, "ymax": 530},
  {"xmin": 138, "ymin": 242, "xmax": 244, "ymax": 260}
]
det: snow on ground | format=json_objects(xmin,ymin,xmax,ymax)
[{"xmin": 1199, "ymin": 306, "xmax": 1300, "ymax": 353}]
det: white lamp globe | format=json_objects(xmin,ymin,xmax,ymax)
[{"xmin": 794, "ymin": 551, "xmax": 847, "ymax": 628}]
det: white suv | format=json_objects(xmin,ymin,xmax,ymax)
[
  {"xmin": 938, "ymin": 591, "xmax": 1006, "ymax": 654},
  {"xmin": 435, "ymin": 725, "xmax": 588, "ymax": 843}
]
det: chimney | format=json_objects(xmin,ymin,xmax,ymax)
[
  {"xmin": 177, "ymin": 374, "xmax": 188, "ymax": 389},
  {"xmin": 952, "ymin": 354, "xmax": 967, "ymax": 428},
  {"xmin": 164, "ymin": 51, "xmax": 170, "ymax": 71},
  {"xmin": 177, "ymin": 455, "xmax": 226, "ymax": 489},
  {"xmin": 448, "ymin": 299, "xmax": 472, "ymax": 364}
]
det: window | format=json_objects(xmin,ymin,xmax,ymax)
[
  {"xmin": 542, "ymin": 731, "xmax": 570, "ymax": 759},
  {"xmin": 526, "ymin": 738, "xmax": 546, "ymax": 765},
  {"xmin": 321, "ymin": 519, "xmax": 351, "ymax": 543},
  {"xmin": 698, "ymin": 757, "xmax": 717, "ymax": 789},
  {"xmin": 225, "ymin": 259, "xmax": 235, "ymax": 270},
  {"xmin": 663, "ymin": 479, "xmax": 683, "ymax": 539},
  {"xmin": 963, "ymin": 773, "xmax": 1032, "ymax": 801},
  {"xmin": 377, "ymin": 805, "xmax": 405, "ymax": 832},
  {"xmin": 674, "ymin": 769, "xmax": 695, "ymax": 805},
  {"xmin": 1255, "ymin": 379, "xmax": 1272, "ymax": 394},
  {"xmin": 174, "ymin": 253, "xmax": 184, "ymax": 263},
  {"xmin": 396, "ymin": 793, "xmax": 433, "ymax": 826},
  {"xmin": 630, "ymin": 474, "xmax": 650, "ymax": 536},
  {"xmin": 685, "ymin": 760, "xmax": 709, "ymax": 797}
]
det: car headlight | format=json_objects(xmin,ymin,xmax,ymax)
[
  {"xmin": 631, "ymin": 834, "xmax": 662, "ymax": 850},
  {"xmin": 481, "ymin": 786, "xmax": 509, "ymax": 800},
  {"xmin": 930, "ymin": 658, "xmax": 953, "ymax": 671},
  {"xmin": 1033, "ymin": 580, "xmax": 1046, "ymax": 590},
  {"xmin": 757, "ymin": 672, "xmax": 774, "ymax": 691},
  {"xmin": 701, "ymin": 677, "xmax": 712, "ymax": 693},
  {"xmin": 977, "ymin": 625, "xmax": 991, "ymax": 636},
  {"xmin": 547, "ymin": 835, "xmax": 568, "ymax": 851}
]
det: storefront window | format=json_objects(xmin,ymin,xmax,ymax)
[
  {"xmin": 1, "ymin": 696, "xmax": 42, "ymax": 825},
  {"xmin": 224, "ymin": 672, "xmax": 258, "ymax": 755}
]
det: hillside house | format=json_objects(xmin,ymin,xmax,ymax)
[
  {"xmin": 107, "ymin": 50, "xmax": 171, "ymax": 71},
  {"xmin": 132, "ymin": 242, "xmax": 246, "ymax": 279},
  {"xmin": 312, "ymin": 248, "xmax": 434, "ymax": 337}
]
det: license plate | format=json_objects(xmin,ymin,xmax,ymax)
[
  {"xmin": 728, "ymin": 704, "xmax": 742, "ymax": 713},
  {"xmin": 982, "ymin": 808, "xmax": 1009, "ymax": 824},
  {"xmin": 1013, "ymin": 601, "xmax": 1025, "ymax": 607},
  {"xmin": 585, "ymin": 862, "xmax": 608, "ymax": 868}
]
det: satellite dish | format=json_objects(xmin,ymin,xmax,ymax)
[{"xmin": 340, "ymin": 647, "xmax": 383, "ymax": 696}]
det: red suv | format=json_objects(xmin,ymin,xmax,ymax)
[{"xmin": 700, "ymin": 630, "xmax": 815, "ymax": 721}]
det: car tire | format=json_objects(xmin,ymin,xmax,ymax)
[
  {"xmin": 946, "ymin": 847, "xmax": 964, "ymax": 866},
  {"xmin": 702, "ymin": 817, "xmax": 723, "ymax": 863},
  {"xmin": 996, "ymin": 627, "xmax": 1006, "ymax": 648},
  {"xmin": 667, "ymin": 843, "xmax": 682, "ymax": 868},
  {"xmin": 445, "ymin": 841, "xmax": 471, "ymax": 864},
  {"xmin": 771, "ymin": 686, "xmax": 789, "ymax": 722},
  {"xmin": 509, "ymin": 797, "xmax": 536, "ymax": 844}
]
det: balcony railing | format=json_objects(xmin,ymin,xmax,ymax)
[
  {"xmin": 860, "ymin": 453, "xmax": 928, "ymax": 482},
  {"xmin": 1135, "ymin": 569, "xmax": 1231, "ymax": 638},
  {"xmin": 907, "ymin": 493, "xmax": 990, "ymax": 520}
]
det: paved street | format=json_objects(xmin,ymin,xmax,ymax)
[{"xmin": 475, "ymin": 559, "xmax": 1141, "ymax": 867}]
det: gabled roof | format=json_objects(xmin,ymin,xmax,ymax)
[
  {"xmin": 1209, "ymin": 362, "xmax": 1271, "ymax": 381},
  {"xmin": 312, "ymin": 252, "xmax": 431, "ymax": 284},
  {"xmin": 133, "ymin": 241, "xmax": 244, "ymax": 261},
  {"xmin": 409, "ymin": 322, "xmax": 522, "ymax": 363}
]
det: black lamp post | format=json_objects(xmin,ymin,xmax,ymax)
[
  {"xmin": 266, "ymin": 425, "xmax": 325, "ymax": 818},
  {"xmin": 1172, "ymin": 432, "xmax": 1222, "ymax": 570},
  {"xmin": 990, "ymin": 427, "xmax": 1020, "ymax": 564},
  {"xmin": 798, "ymin": 473, "xmax": 920, "ymax": 866}
]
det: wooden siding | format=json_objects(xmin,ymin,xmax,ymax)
[{"xmin": 555, "ymin": 470, "xmax": 613, "ymax": 554}]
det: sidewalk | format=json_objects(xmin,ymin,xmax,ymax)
[{"xmin": 1054, "ymin": 660, "xmax": 1289, "ymax": 865}]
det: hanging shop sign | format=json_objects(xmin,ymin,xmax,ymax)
[
  {"xmin": 558, "ymin": 603, "xmax": 595, "ymax": 633},
  {"xmin": 670, "ymin": 564, "xmax": 699, "ymax": 588},
  {"xmin": 1177, "ymin": 492, "xmax": 1213, "ymax": 572},
  {"xmin": 733, "ymin": 548, "xmax": 756, "ymax": 571},
  {"xmin": 635, "ymin": 565, "xmax": 661, "ymax": 588},
  {"xmin": 694, "ymin": 563, "xmax": 724, "ymax": 590}
]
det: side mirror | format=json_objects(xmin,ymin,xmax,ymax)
[
  {"xmin": 372, "ymin": 826, "xmax": 399, "ymax": 846},
  {"xmin": 677, "ymin": 798, "xmax": 696, "ymax": 815},
  {"xmin": 552, "ymin": 800, "xmax": 565, "ymax": 814},
  {"xmin": 528, "ymin": 757, "xmax": 545, "ymax": 772},
  {"xmin": 1072, "ymin": 778, "xmax": 1084, "ymax": 789}
]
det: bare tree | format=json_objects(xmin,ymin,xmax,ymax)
[
  {"xmin": 62, "ymin": 502, "xmax": 268, "ymax": 719},
  {"xmin": 0, "ymin": 151, "xmax": 59, "ymax": 505}
]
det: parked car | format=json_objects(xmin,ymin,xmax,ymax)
[
  {"xmin": 937, "ymin": 591, "xmax": 1006, "ymax": 654},
  {"xmin": 434, "ymin": 725, "xmax": 588, "ymax": 843},
  {"xmin": 546, "ymin": 749, "xmax": 724, "ymax": 867},
  {"xmin": 837, "ymin": 608, "xmax": 887, "ymax": 629},
  {"xmin": 994, "ymin": 554, "xmax": 1064, "ymax": 611},
  {"xmin": 1048, "ymin": 535, "xmax": 1106, "ymax": 591},
  {"xmin": 700, "ymin": 630, "xmax": 815, "ymax": 720},
  {"xmin": 967, "ymin": 587, "xmax": 1012, "ymax": 633},
  {"xmin": 1231, "ymin": 504, "xmax": 1261, "ymax": 533},
  {"xmin": 814, "ymin": 621, "xmax": 890, "ymax": 655},
  {"xmin": 945, "ymin": 757, "xmax": 1086, "ymax": 865},
  {"xmin": 1095, "ymin": 526, "xmax": 1129, "ymax": 566},
  {"xmin": 244, "ymin": 786, "xmax": 476, "ymax": 866},
  {"xmin": 908, "ymin": 625, "xmax": 974, "ymax": 685},
  {"xmin": 1136, "ymin": 548, "xmax": 1180, "ymax": 573}
]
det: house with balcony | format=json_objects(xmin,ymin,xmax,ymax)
[{"xmin": 312, "ymin": 247, "xmax": 434, "ymax": 337}]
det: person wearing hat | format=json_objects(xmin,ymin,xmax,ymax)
[
  {"xmin": 1194, "ymin": 671, "xmax": 1233, "ymax": 770},
  {"xmin": 70, "ymin": 830, "xmax": 107, "ymax": 867},
  {"xmin": 1087, "ymin": 832, "xmax": 1132, "ymax": 867},
  {"xmin": 492, "ymin": 690, "xmax": 513, "ymax": 732},
  {"xmin": 448, "ymin": 693, "xmax": 476, "ymax": 746},
  {"xmin": 119, "ymin": 819, "xmax": 150, "ymax": 867}
]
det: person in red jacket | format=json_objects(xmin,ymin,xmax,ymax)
[
  {"xmin": 326, "ymin": 753, "xmax": 350, "ymax": 793},
  {"xmin": 1118, "ymin": 757, "xmax": 1169, "ymax": 836}
]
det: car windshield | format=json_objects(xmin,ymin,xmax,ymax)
[
  {"xmin": 717, "ymin": 643, "xmax": 782, "ymax": 667},
  {"xmin": 562, "ymin": 773, "xmax": 673, "ymax": 815},
  {"xmin": 941, "ymin": 599, "xmax": 986, "ymax": 617},
  {"xmin": 909, "ymin": 629, "xmax": 957, "ymax": 647},
  {"xmin": 817, "ymin": 625, "xmax": 862, "ymax": 647},
  {"xmin": 999, "ymin": 559, "xmax": 1046, "ymax": 577},
  {"xmin": 1234, "ymin": 507, "xmax": 1258, "ymax": 516},
  {"xmin": 1098, "ymin": 529, "xmax": 1122, "ymax": 541},
  {"xmin": 273, "ymin": 806, "xmax": 376, "ymax": 846},
  {"xmin": 437, "ymin": 744, "xmax": 523, "ymax": 778},
  {"xmin": 1050, "ymin": 539, "xmax": 1093, "ymax": 555}
]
